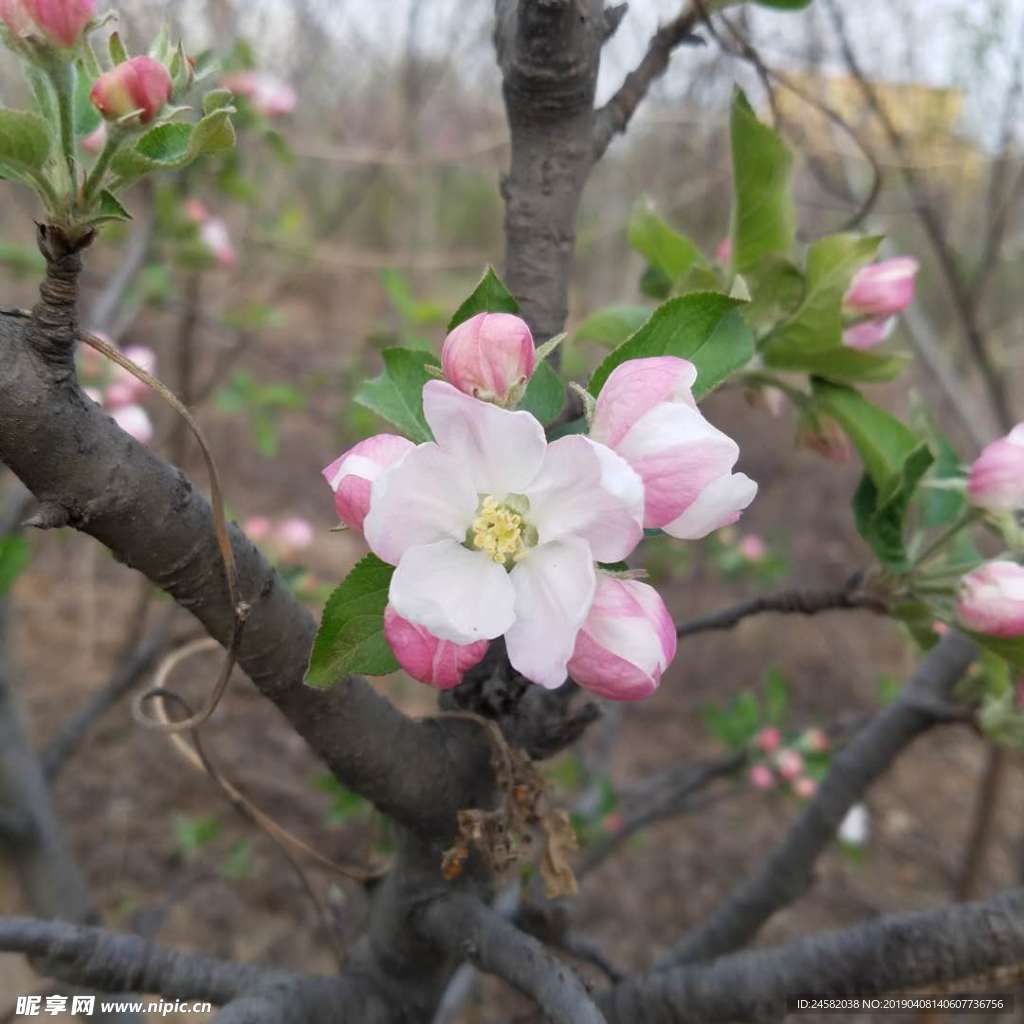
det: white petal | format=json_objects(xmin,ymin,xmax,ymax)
[
  {"xmin": 390, "ymin": 539, "xmax": 516, "ymax": 645},
  {"xmin": 663, "ymin": 472, "xmax": 758, "ymax": 540},
  {"xmin": 524, "ymin": 436, "xmax": 644, "ymax": 562},
  {"xmin": 422, "ymin": 380, "xmax": 546, "ymax": 494},
  {"xmin": 505, "ymin": 539, "xmax": 596, "ymax": 689},
  {"xmin": 363, "ymin": 443, "xmax": 477, "ymax": 565}
]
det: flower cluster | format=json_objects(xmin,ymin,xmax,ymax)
[
  {"xmin": 324, "ymin": 313, "xmax": 756, "ymax": 698},
  {"xmin": 79, "ymin": 334, "xmax": 156, "ymax": 443},
  {"xmin": 748, "ymin": 726, "xmax": 828, "ymax": 799},
  {"xmin": 841, "ymin": 258, "xmax": 918, "ymax": 351}
]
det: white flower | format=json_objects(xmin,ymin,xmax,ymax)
[{"xmin": 363, "ymin": 381, "xmax": 644, "ymax": 689}]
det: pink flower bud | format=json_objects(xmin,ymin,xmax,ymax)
[
  {"xmin": 715, "ymin": 237, "xmax": 732, "ymax": 265},
  {"xmin": 441, "ymin": 312, "xmax": 536, "ymax": 408},
  {"xmin": 843, "ymin": 257, "xmax": 918, "ymax": 318},
  {"xmin": 957, "ymin": 561, "xmax": 1024, "ymax": 638},
  {"xmin": 749, "ymin": 763, "xmax": 776, "ymax": 790},
  {"xmin": 243, "ymin": 515, "xmax": 272, "ymax": 542},
  {"xmin": 775, "ymin": 748, "xmax": 804, "ymax": 781},
  {"xmin": 199, "ymin": 217, "xmax": 237, "ymax": 268},
  {"xmin": 275, "ymin": 516, "xmax": 314, "ymax": 555},
  {"xmin": 3, "ymin": 0, "xmax": 93, "ymax": 47},
  {"xmin": 755, "ymin": 726, "xmax": 781, "ymax": 753},
  {"xmin": 738, "ymin": 534, "xmax": 767, "ymax": 562},
  {"xmin": 843, "ymin": 315, "xmax": 895, "ymax": 351},
  {"xmin": 933, "ymin": 620, "xmax": 949, "ymax": 636},
  {"xmin": 221, "ymin": 71, "xmax": 296, "ymax": 117},
  {"xmin": 589, "ymin": 357, "xmax": 757, "ymax": 537},
  {"xmin": 111, "ymin": 404, "xmax": 153, "ymax": 444},
  {"xmin": 184, "ymin": 198, "xmax": 209, "ymax": 224},
  {"xmin": 801, "ymin": 727, "xmax": 830, "ymax": 753},
  {"xmin": 383, "ymin": 604, "xmax": 489, "ymax": 690},
  {"xmin": 322, "ymin": 434, "xmax": 415, "ymax": 533},
  {"xmin": 567, "ymin": 575, "xmax": 677, "ymax": 701},
  {"xmin": 80, "ymin": 121, "xmax": 106, "ymax": 154},
  {"xmin": 91, "ymin": 56, "xmax": 172, "ymax": 125},
  {"xmin": 793, "ymin": 776, "xmax": 817, "ymax": 799},
  {"xmin": 968, "ymin": 424, "xmax": 1024, "ymax": 512}
]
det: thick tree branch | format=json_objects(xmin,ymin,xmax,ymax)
[
  {"xmin": 417, "ymin": 894, "xmax": 607, "ymax": 1024},
  {"xmin": 593, "ymin": 5, "xmax": 702, "ymax": 160},
  {"xmin": 658, "ymin": 630, "xmax": 978, "ymax": 967},
  {"xmin": 677, "ymin": 574, "xmax": 885, "ymax": 636},
  {"xmin": 603, "ymin": 887, "xmax": 1024, "ymax": 1022},
  {"xmin": 0, "ymin": 290, "xmax": 493, "ymax": 841}
]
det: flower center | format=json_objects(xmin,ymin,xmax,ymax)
[{"xmin": 468, "ymin": 494, "xmax": 536, "ymax": 568}]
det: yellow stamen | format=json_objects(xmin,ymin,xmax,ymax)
[{"xmin": 471, "ymin": 495, "xmax": 527, "ymax": 566}]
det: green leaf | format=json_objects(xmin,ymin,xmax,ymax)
[
  {"xmin": 305, "ymin": 554, "xmax": 399, "ymax": 687},
  {"xmin": 921, "ymin": 435, "xmax": 966, "ymax": 529},
  {"xmin": 813, "ymin": 381, "xmax": 934, "ymax": 568},
  {"xmin": 0, "ymin": 535, "xmax": 29, "ymax": 597},
  {"xmin": 0, "ymin": 108, "xmax": 53, "ymax": 181},
  {"xmin": 753, "ymin": 0, "xmax": 812, "ymax": 7},
  {"xmin": 354, "ymin": 347, "xmax": 439, "ymax": 442},
  {"xmin": 761, "ymin": 233, "xmax": 906, "ymax": 382},
  {"xmin": 87, "ymin": 189, "xmax": 132, "ymax": 225},
  {"xmin": 189, "ymin": 108, "xmax": 236, "ymax": 159},
  {"xmin": 730, "ymin": 88, "xmax": 796, "ymax": 272},
  {"xmin": 740, "ymin": 256, "xmax": 805, "ymax": 329},
  {"xmin": 967, "ymin": 633, "xmax": 1024, "ymax": 672},
  {"xmin": 110, "ymin": 109, "xmax": 235, "ymax": 185},
  {"xmin": 589, "ymin": 292, "xmax": 754, "ymax": 401},
  {"xmin": 639, "ymin": 264, "xmax": 673, "ymax": 300},
  {"xmin": 448, "ymin": 266, "xmax": 519, "ymax": 330},
  {"xmin": 628, "ymin": 201, "xmax": 706, "ymax": 286},
  {"xmin": 575, "ymin": 305, "xmax": 653, "ymax": 348},
  {"xmin": 73, "ymin": 62, "xmax": 102, "ymax": 138},
  {"xmin": 518, "ymin": 360, "xmax": 565, "ymax": 425},
  {"xmin": 174, "ymin": 813, "xmax": 221, "ymax": 857}
]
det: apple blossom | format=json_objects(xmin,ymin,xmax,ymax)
[
  {"xmin": 105, "ymin": 345, "xmax": 156, "ymax": 408},
  {"xmin": 323, "ymin": 434, "xmax": 415, "ymax": 533},
  {"xmin": 275, "ymin": 516, "xmax": 314, "ymax": 554},
  {"xmin": 383, "ymin": 605, "xmax": 488, "ymax": 690},
  {"xmin": 222, "ymin": 71, "xmax": 297, "ymax": 117},
  {"xmin": 800, "ymin": 727, "xmax": 830, "ymax": 753},
  {"xmin": 566, "ymin": 575, "xmax": 676, "ymax": 700},
  {"xmin": 91, "ymin": 56, "xmax": 172, "ymax": 125},
  {"xmin": 843, "ymin": 316, "xmax": 894, "ymax": 351},
  {"xmin": 441, "ymin": 312, "xmax": 536, "ymax": 408},
  {"xmin": 793, "ymin": 776, "xmax": 817, "ymax": 799},
  {"xmin": 243, "ymin": 515, "xmax": 272, "ymax": 542},
  {"xmin": 843, "ymin": 258, "xmax": 918, "ymax": 318},
  {"xmin": 185, "ymin": 198, "xmax": 209, "ymax": 223},
  {"xmin": 775, "ymin": 748, "xmax": 804, "ymax": 780},
  {"xmin": 968, "ymin": 424, "xmax": 1024, "ymax": 512},
  {"xmin": 838, "ymin": 803, "xmax": 871, "ymax": 846},
  {"xmin": 1, "ymin": 0, "xmax": 93, "ymax": 47},
  {"xmin": 111, "ymin": 404, "xmax": 153, "ymax": 444},
  {"xmin": 957, "ymin": 561, "xmax": 1024, "ymax": 638},
  {"xmin": 80, "ymin": 122, "xmax": 106, "ymax": 155},
  {"xmin": 738, "ymin": 534, "xmax": 767, "ymax": 562},
  {"xmin": 589, "ymin": 357, "xmax": 756, "ymax": 539},
  {"xmin": 755, "ymin": 726, "xmax": 781, "ymax": 753},
  {"xmin": 749, "ymin": 763, "xmax": 775, "ymax": 790},
  {"xmin": 363, "ymin": 381, "xmax": 644, "ymax": 689},
  {"xmin": 199, "ymin": 217, "xmax": 237, "ymax": 268}
]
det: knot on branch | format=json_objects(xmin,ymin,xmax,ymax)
[
  {"xmin": 28, "ymin": 224, "xmax": 95, "ymax": 374},
  {"xmin": 23, "ymin": 501, "xmax": 70, "ymax": 531}
]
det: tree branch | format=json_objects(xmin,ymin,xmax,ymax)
[
  {"xmin": 603, "ymin": 887, "xmax": 1024, "ymax": 1022},
  {"xmin": 593, "ymin": 5, "xmax": 702, "ymax": 160},
  {"xmin": 676, "ymin": 575, "xmax": 884, "ymax": 637},
  {"xmin": 657, "ymin": 630, "xmax": 977, "ymax": 967},
  {"xmin": 417, "ymin": 894, "xmax": 607, "ymax": 1024}
]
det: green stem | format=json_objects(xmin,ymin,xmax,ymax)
[
  {"xmin": 80, "ymin": 126, "xmax": 124, "ymax": 209},
  {"xmin": 47, "ymin": 59, "xmax": 78, "ymax": 202},
  {"xmin": 909, "ymin": 510, "xmax": 983, "ymax": 573}
]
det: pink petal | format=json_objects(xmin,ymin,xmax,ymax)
[{"xmin": 383, "ymin": 605, "xmax": 488, "ymax": 690}]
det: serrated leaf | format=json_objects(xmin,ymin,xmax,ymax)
[
  {"xmin": 189, "ymin": 108, "xmax": 236, "ymax": 159},
  {"xmin": 589, "ymin": 292, "xmax": 754, "ymax": 401},
  {"xmin": 575, "ymin": 305, "xmax": 653, "ymax": 348},
  {"xmin": 813, "ymin": 381, "xmax": 934, "ymax": 568},
  {"xmin": 87, "ymin": 189, "xmax": 132, "ymax": 225},
  {"xmin": 761, "ymin": 233, "xmax": 906, "ymax": 382},
  {"xmin": 110, "ymin": 109, "xmax": 235, "ymax": 186},
  {"xmin": 730, "ymin": 88, "xmax": 796, "ymax": 272},
  {"xmin": 203, "ymin": 89, "xmax": 235, "ymax": 115},
  {"xmin": 518, "ymin": 360, "xmax": 564, "ymax": 425},
  {"xmin": 0, "ymin": 108, "xmax": 53, "ymax": 180},
  {"xmin": 354, "ymin": 347, "xmax": 439, "ymax": 443},
  {"xmin": 448, "ymin": 266, "xmax": 519, "ymax": 330},
  {"xmin": 0, "ymin": 535, "xmax": 29, "ymax": 597},
  {"xmin": 305, "ymin": 554, "xmax": 399, "ymax": 687},
  {"xmin": 628, "ymin": 201, "xmax": 706, "ymax": 286}
]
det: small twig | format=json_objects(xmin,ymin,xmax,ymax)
[{"xmin": 676, "ymin": 575, "xmax": 885, "ymax": 637}]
